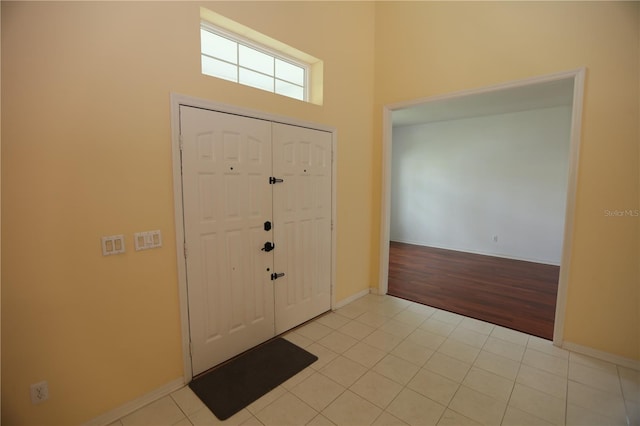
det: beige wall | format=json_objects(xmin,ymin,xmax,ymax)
[
  {"xmin": 373, "ymin": 1, "xmax": 639, "ymax": 360},
  {"xmin": 1, "ymin": 2, "xmax": 374, "ymax": 424}
]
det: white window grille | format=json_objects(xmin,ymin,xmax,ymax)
[{"xmin": 200, "ymin": 22, "xmax": 309, "ymax": 102}]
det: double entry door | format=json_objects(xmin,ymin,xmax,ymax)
[{"xmin": 180, "ymin": 106, "xmax": 332, "ymax": 376}]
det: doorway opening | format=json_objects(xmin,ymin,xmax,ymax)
[{"xmin": 378, "ymin": 69, "xmax": 586, "ymax": 346}]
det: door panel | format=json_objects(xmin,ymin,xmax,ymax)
[
  {"xmin": 272, "ymin": 123, "xmax": 332, "ymax": 333},
  {"xmin": 180, "ymin": 106, "xmax": 274, "ymax": 375}
]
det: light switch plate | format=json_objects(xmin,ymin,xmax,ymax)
[
  {"xmin": 102, "ymin": 235, "xmax": 125, "ymax": 256},
  {"xmin": 134, "ymin": 230, "xmax": 162, "ymax": 251}
]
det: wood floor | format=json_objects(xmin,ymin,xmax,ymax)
[{"xmin": 387, "ymin": 242, "xmax": 560, "ymax": 340}]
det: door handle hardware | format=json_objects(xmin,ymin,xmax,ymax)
[
  {"xmin": 269, "ymin": 177, "xmax": 284, "ymax": 184},
  {"xmin": 264, "ymin": 221, "xmax": 272, "ymax": 231},
  {"xmin": 261, "ymin": 241, "xmax": 275, "ymax": 252},
  {"xmin": 270, "ymin": 272, "xmax": 285, "ymax": 280}
]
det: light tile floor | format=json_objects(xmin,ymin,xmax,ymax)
[{"xmin": 111, "ymin": 294, "xmax": 639, "ymax": 426}]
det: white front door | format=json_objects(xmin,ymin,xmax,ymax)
[
  {"xmin": 179, "ymin": 106, "xmax": 332, "ymax": 376},
  {"xmin": 180, "ymin": 106, "xmax": 275, "ymax": 375},
  {"xmin": 272, "ymin": 123, "xmax": 332, "ymax": 333}
]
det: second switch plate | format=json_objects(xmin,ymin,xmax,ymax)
[{"xmin": 134, "ymin": 230, "xmax": 162, "ymax": 251}]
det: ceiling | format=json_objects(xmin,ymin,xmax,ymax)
[{"xmin": 392, "ymin": 78, "xmax": 574, "ymax": 127}]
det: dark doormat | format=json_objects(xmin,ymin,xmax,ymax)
[{"xmin": 189, "ymin": 337, "xmax": 318, "ymax": 420}]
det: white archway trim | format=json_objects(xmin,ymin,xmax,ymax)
[{"xmin": 378, "ymin": 68, "xmax": 586, "ymax": 348}]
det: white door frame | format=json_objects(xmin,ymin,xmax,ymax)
[
  {"xmin": 377, "ymin": 68, "xmax": 586, "ymax": 348},
  {"xmin": 170, "ymin": 93, "xmax": 337, "ymax": 381}
]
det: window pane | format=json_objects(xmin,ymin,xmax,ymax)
[
  {"xmin": 275, "ymin": 59, "xmax": 304, "ymax": 86},
  {"xmin": 202, "ymin": 55, "xmax": 238, "ymax": 82},
  {"xmin": 201, "ymin": 29, "xmax": 237, "ymax": 63},
  {"xmin": 239, "ymin": 45, "xmax": 273, "ymax": 76},
  {"xmin": 200, "ymin": 22, "xmax": 311, "ymax": 102},
  {"xmin": 240, "ymin": 68, "xmax": 274, "ymax": 92},
  {"xmin": 275, "ymin": 79, "xmax": 304, "ymax": 101}
]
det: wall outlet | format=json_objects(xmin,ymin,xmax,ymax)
[{"xmin": 30, "ymin": 381, "xmax": 49, "ymax": 404}]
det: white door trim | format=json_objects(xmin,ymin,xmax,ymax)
[
  {"xmin": 377, "ymin": 68, "xmax": 586, "ymax": 348},
  {"xmin": 170, "ymin": 93, "xmax": 337, "ymax": 381}
]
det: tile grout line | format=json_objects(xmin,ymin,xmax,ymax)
[
  {"xmin": 368, "ymin": 301, "xmax": 433, "ymax": 426},
  {"xmin": 444, "ymin": 314, "xmax": 503, "ymax": 426},
  {"xmin": 564, "ymin": 351, "xmax": 570, "ymax": 426},
  {"xmin": 358, "ymin": 300, "xmax": 427, "ymax": 424},
  {"xmin": 500, "ymin": 335, "xmax": 527, "ymax": 426},
  {"xmin": 616, "ymin": 364, "xmax": 632, "ymax": 426}
]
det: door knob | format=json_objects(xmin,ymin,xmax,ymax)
[{"xmin": 261, "ymin": 241, "xmax": 275, "ymax": 252}]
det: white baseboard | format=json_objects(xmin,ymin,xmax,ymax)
[
  {"xmin": 82, "ymin": 377, "xmax": 185, "ymax": 426},
  {"xmin": 333, "ymin": 288, "xmax": 371, "ymax": 309},
  {"xmin": 369, "ymin": 285, "xmax": 385, "ymax": 296},
  {"xmin": 562, "ymin": 341, "xmax": 640, "ymax": 371}
]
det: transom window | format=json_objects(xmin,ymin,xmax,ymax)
[{"xmin": 200, "ymin": 23, "xmax": 308, "ymax": 102}]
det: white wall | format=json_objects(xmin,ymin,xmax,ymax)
[{"xmin": 390, "ymin": 106, "xmax": 572, "ymax": 265}]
